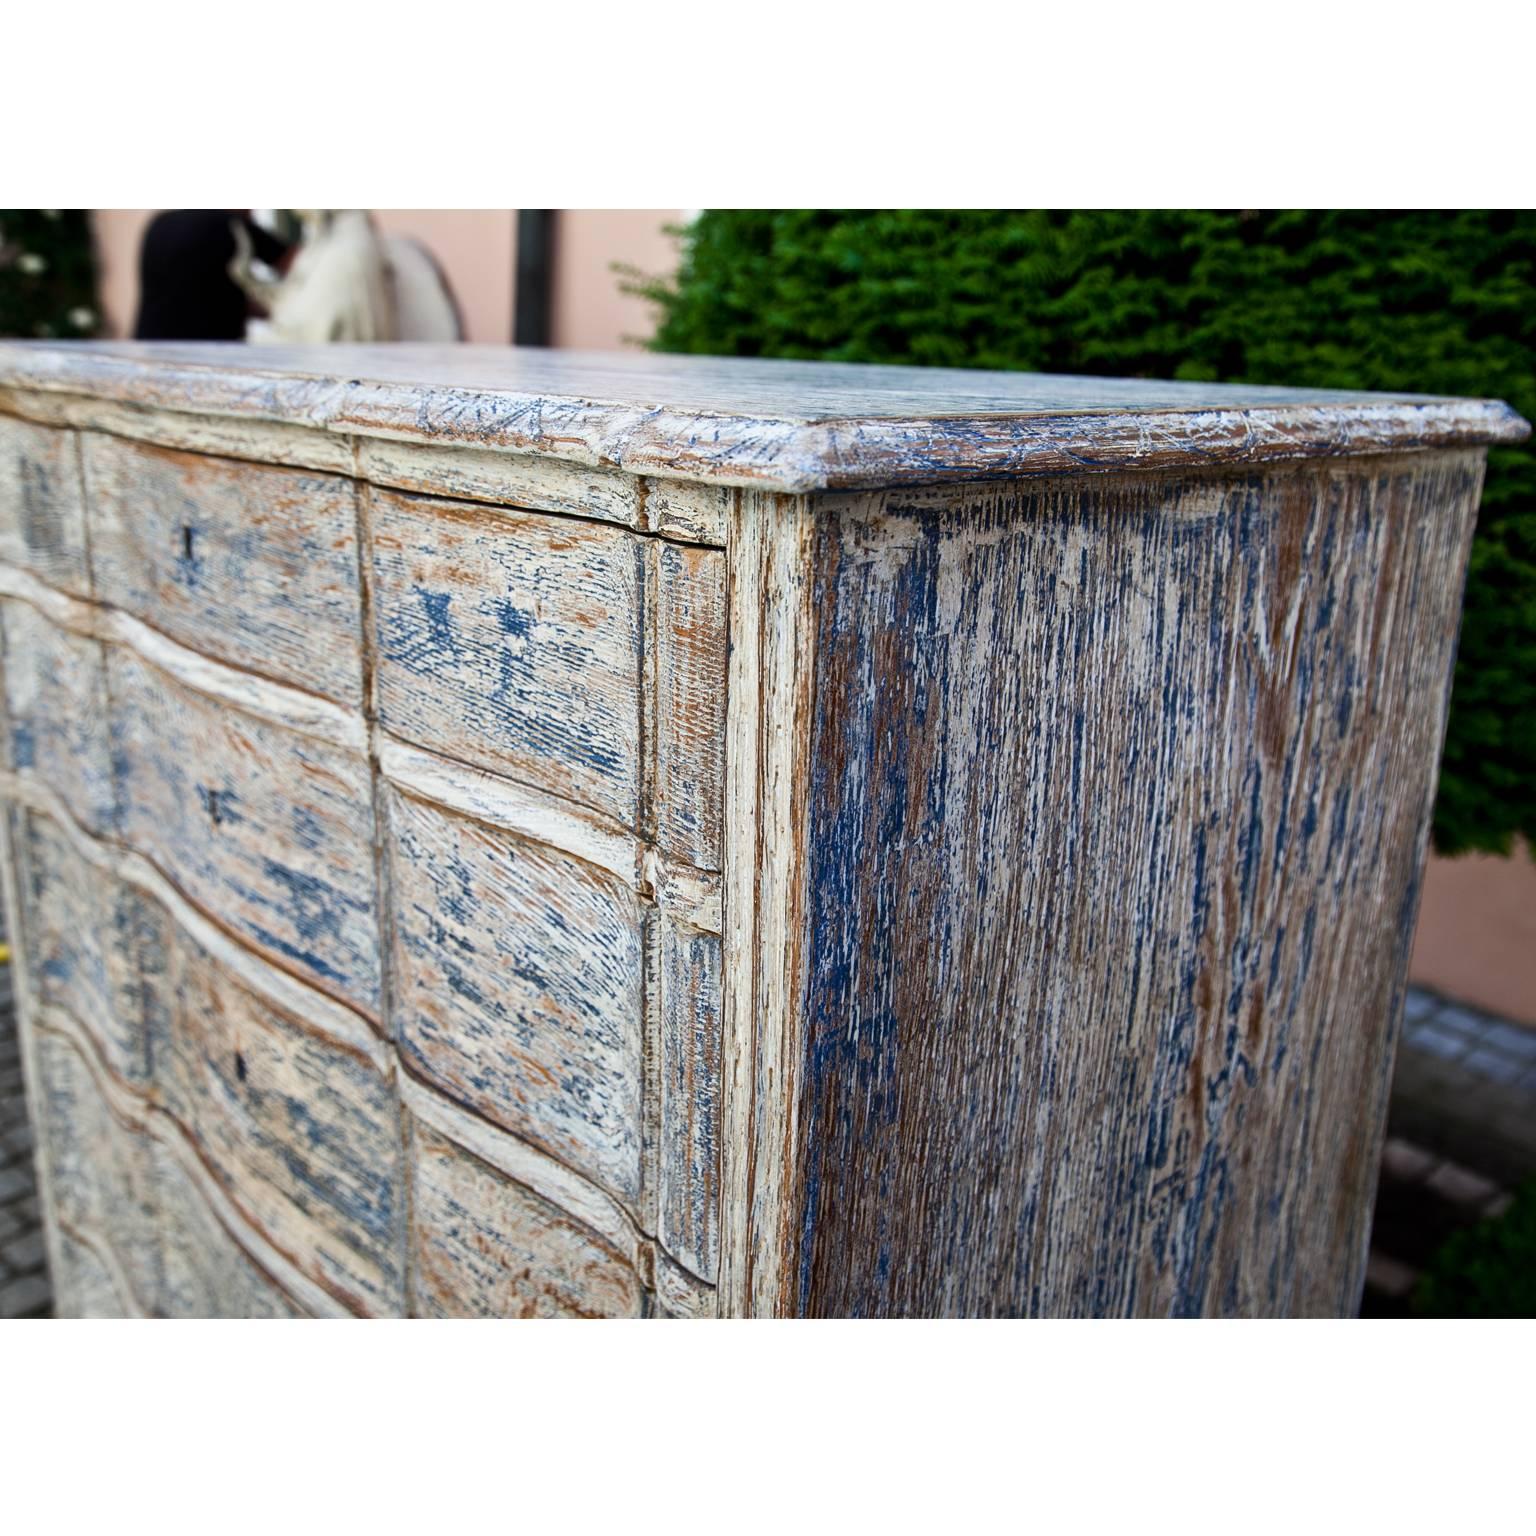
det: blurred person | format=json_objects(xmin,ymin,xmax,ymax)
[{"xmin": 134, "ymin": 209, "xmax": 292, "ymax": 340}]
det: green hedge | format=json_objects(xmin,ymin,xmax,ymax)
[
  {"xmin": 635, "ymin": 211, "xmax": 1536, "ymax": 856},
  {"xmin": 0, "ymin": 210, "xmax": 99, "ymax": 340}
]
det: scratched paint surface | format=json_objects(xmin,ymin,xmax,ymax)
[
  {"xmin": 409, "ymin": 1119, "xmax": 644, "ymax": 1318},
  {"xmin": 387, "ymin": 787, "xmax": 645, "ymax": 1207},
  {"xmin": 370, "ymin": 486, "xmax": 643, "ymax": 827},
  {"xmin": 109, "ymin": 646, "xmax": 381, "ymax": 1017},
  {"xmin": 0, "ymin": 411, "xmax": 90, "ymax": 596},
  {"xmin": 1, "ymin": 599, "xmax": 116, "ymax": 835},
  {"xmin": 83, "ymin": 432, "xmax": 366, "ymax": 708},
  {"xmin": 789, "ymin": 456, "xmax": 1484, "ymax": 1317}
]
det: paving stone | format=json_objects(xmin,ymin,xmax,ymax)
[
  {"xmin": 0, "ymin": 1165, "xmax": 30, "ymax": 1203},
  {"xmin": 1478, "ymin": 1020, "xmax": 1536, "ymax": 1063},
  {"xmin": 0, "ymin": 1205, "xmax": 20, "ymax": 1244},
  {"xmin": 1380, "ymin": 1138, "xmax": 1438, "ymax": 1184},
  {"xmin": 1425, "ymin": 1161, "xmax": 1501, "ymax": 1208},
  {"xmin": 1403, "ymin": 990, "xmax": 1439, "ymax": 1025},
  {"xmin": 1438, "ymin": 1003, "xmax": 1497, "ymax": 1038},
  {"xmin": 0, "ymin": 1271, "xmax": 51, "ymax": 1319},
  {"xmin": 1, "ymin": 1228, "xmax": 43, "ymax": 1273},
  {"xmin": 1463, "ymin": 1046, "xmax": 1530, "ymax": 1085},
  {"xmin": 1405, "ymin": 1021, "xmax": 1473, "ymax": 1063},
  {"xmin": 1364, "ymin": 1252, "xmax": 1418, "ymax": 1299}
]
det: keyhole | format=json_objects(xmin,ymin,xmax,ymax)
[
  {"xmin": 235, "ymin": 1051, "xmax": 247, "ymax": 1083},
  {"xmin": 182, "ymin": 525, "xmax": 195, "ymax": 560}
]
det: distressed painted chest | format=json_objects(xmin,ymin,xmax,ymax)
[{"xmin": 0, "ymin": 342, "xmax": 1525, "ymax": 1317}]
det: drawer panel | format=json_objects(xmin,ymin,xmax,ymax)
[
  {"xmin": 1, "ymin": 600, "xmax": 116, "ymax": 835},
  {"xmin": 12, "ymin": 809, "xmax": 155, "ymax": 1087},
  {"xmin": 33, "ymin": 1026, "xmax": 163, "ymax": 1312},
  {"xmin": 387, "ymin": 787, "xmax": 643, "ymax": 1205},
  {"xmin": 110, "ymin": 647, "xmax": 380, "ymax": 1017},
  {"xmin": 153, "ymin": 1151, "xmax": 308, "ymax": 1319},
  {"xmin": 83, "ymin": 434, "xmax": 366, "ymax": 708},
  {"xmin": 0, "ymin": 413, "xmax": 89, "ymax": 596},
  {"xmin": 370, "ymin": 487, "xmax": 642, "ymax": 827},
  {"xmin": 152, "ymin": 923, "xmax": 404, "ymax": 1316},
  {"xmin": 409, "ymin": 1118, "xmax": 644, "ymax": 1318}
]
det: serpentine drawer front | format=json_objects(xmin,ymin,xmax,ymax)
[{"xmin": 0, "ymin": 343, "xmax": 1526, "ymax": 1317}]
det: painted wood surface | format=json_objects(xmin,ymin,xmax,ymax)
[
  {"xmin": 0, "ymin": 342, "xmax": 1524, "ymax": 492},
  {"xmin": 386, "ymin": 786, "xmax": 644, "ymax": 1207},
  {"xmin": 0, "ymin": 597, "xmax": 116, "ymax": 835},
  {"xmin": 408, "ymin": 1117, "xmax": 645, "ymax": 1318},
  {"xmin": 369, "ymin": 486, "xmax": 643, "ymax": 829},
  {"xmin": 747, "ymin": 455, "xmax": 1487, "ymax": 1317},
  {"xmin": 0, "ymin": 411, "xmax": 90, "ymax": 596},
  {"xmin": 83, "ymin": 432, "xmax": 366, "ymax": 707},
  {"xmin": 2, "ymin": 346, "xmax": 1521, "ymax": 1319},
  {"xmin": 109, "ymin": 644, "xmax": 381, "ymax": 1018}
]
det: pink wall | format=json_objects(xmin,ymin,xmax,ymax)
[
  {"xmin": 91, "ymin": 209, "xmax": 681, "ymax": 349},
  {"xmin": 1409, "ymin": 847, "xmax": 1536, "ymax": 1024}
]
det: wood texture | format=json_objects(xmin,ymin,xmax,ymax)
[
  {"xmin": 83, "ymin": 432, "xmax": 366, "ymax": 707},
  {"xmin": 777, "ymin": 455, "xmax": 1485, "ymax": 1316},
  {"xmin": 0, "ymin": 410, "xmax": 89, "ymax": 596},
  {"xmin": 386, "ymin": 785, "xmax": 644, "ymax": 1206},
  {"xmin": 3, "ymin": 343, "xmax": 1519, "ymax": 1320},
  {"xmin": 0, "ymin": 342, "xmax": 1524, "ymax": 493},
  {"xmin": 110, "ymin": 644, "xmax": 381, "ymax": 1017}
]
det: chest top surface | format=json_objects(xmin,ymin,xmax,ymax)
[{"xmin": 0, "ymin": 341, "xmax": 1526, "ymax": 494}]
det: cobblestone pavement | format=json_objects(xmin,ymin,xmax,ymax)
[
  {"xmin": 1361, "ymin": 988, "xmax": 1536, "ymax": 1317},
  {"xmin": 0, "ymin": 956, "xmax": 50, "ymax": 1318},
  {"xmin": 0, "ymin": 963, "xmax": 1529, "ymax": 1319}
]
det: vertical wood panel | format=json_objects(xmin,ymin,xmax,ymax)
[
  {"xmin": 654, "ymin": 541, "xmax": 727, "ymax": 871},
  {"xmin": 789, "ymin": 456, "xmax": 1484, "ymax": 1317}
]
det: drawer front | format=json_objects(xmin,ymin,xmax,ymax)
[
  {"xmin": 409, "ymin": 1118, "xmax": 644, "ymax": 1319},
  {"xmin": 110, "ymin": 647, "xmax": 380, "ymax": 1017},
  {"xmin": 387, "ymin": 786, "xmax": 643, "ymax": 1205},
  {"xmin": 1, "ymin": 600, "xmax": 116, "ymax": 835},
  {"xmin": 12, "ymin": 809, "xmax": 153, "ymax": 1087},
  {"xmin": 84, "ymin": 434, "xmax": 366, "ymax": 708},
  {"xmin": 370, "ymin": 487, "xmax": 642, "ymax": 828},
  {"xmin": 0, "ymin": 413, "xmax": 89, "ymax": 596},
  {"xmin": 152, "ymin": 922, "xmax": 404, "ymax": 1316}
]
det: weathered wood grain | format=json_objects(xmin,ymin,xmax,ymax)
[
  {"xmin": 653, "ymin": 539, "xmax": 727, "ymax": 872},
  {"xmin": 0, "ymin": 596, "xmax": 117, "ymax": 835},
  {"xmin": 409, "ymin": 1117, "xmax": 645, "ymax": 1319},
  {"xmin": 386, "ymin": 786, "xmax": 644, "ymax": 1206},
  {"xmin": 110, "ymin": 645, "xmax": 380, "ymax": 1018},
  {"xmin": 0, "ymin": 386, "xmax": 354, "ymax": 474},
  {"xmin": 658, "ymin": 915, "xmax": 723, "ymax": 1282},
  {"xmin": 357, "ymin": 437, "xmax": 642, "ymax": 530},
  {"xmin": 0, "ymin": 410, "xmax": 90, "ymax": 596},
  {"xmin": 11, "ymin": 808, "xmax": 153, "ymax": 1087},
  {"xmin": 0, "ymin": 342, "xmax": 1524, "ymax": 492},
  {"xmin": 151, "ymin": 920, "xmax": 404, "ymax": 1315},
  {"xmin": 369, "ymin": 486, "xmax": 642, "ymax": 828},
  {"xmin": 642, "ymin": 479, "xmax": 731, "ymax": 545},
  {"xmin": 779, "ymin": 455, "xmax": 1485, "ymax": 1317},
  {"xmin": 82, "ymin": 432, "xmax": 366, "ymax": 707},
  {"xmin": 32, "ymin": 1024, "xmax": 164, "ymax": 1312}
]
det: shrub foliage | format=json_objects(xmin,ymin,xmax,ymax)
[{"xmin": 638, "ymin": 211, "xmax": 1536, "ymax": 855}]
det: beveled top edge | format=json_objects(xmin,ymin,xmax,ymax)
[{"xmin": 0, "ymin": 341, "xmax": 1527, "ymax": 493}]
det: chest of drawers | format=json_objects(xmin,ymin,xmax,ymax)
[{"xmin": 0, "ymin": 342, "xmax": 1525, "ymax": 1317}]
